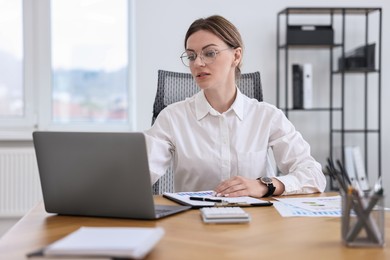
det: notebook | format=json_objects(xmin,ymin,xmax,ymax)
[
  {"xmin": 32, "ymin": 131, "xmax": 191, "ymax": 219},
  {"xmin": 28, "ymin": 227, "xmax": 165, "ymax": 259}
]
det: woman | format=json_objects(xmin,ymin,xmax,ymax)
[{"xmin": 145, "ymin": 15, "xmax": 326, "ymax": 198}]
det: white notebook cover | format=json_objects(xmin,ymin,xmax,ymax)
[{"xmin": 43, "ymin": 227, "xmax": 165, "ymax": 259}]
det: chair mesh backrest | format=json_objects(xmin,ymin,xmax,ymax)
[
  {"xmin": 152, "ymin": 70, "xmax": 263, "ymax": 124},
  {"xmin": 151, "ymin": 70, "xmax": 263, "ymax": 194}
]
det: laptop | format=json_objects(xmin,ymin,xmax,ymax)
[{"xmin": 32, "ymin": 131, "xmax": 191, "ymax": 219}]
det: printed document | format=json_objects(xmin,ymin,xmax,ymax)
[
  {"xmin": 164, "ymin": 190, "xmax": 272, "ymax": 207},
  {"xmin": 274, "ymin": 196, "xmax": 342, "ymax": 217}
]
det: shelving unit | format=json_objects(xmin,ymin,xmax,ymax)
[{"xmin": 276, "ymin": 7, "xmax": 382, "ymax": 188}]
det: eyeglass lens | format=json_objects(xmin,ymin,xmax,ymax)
[{"xmin": 180, "ymin": 48, "xmax": 218, "ymax": 67}]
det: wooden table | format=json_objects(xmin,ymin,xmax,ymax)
[{"xmin": 0, "ymin": 194, "xmax": 389, "ymax": 260}]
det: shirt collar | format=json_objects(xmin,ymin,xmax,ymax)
[{"xmin": 195, "ymin": 88, "xmax": 244, "ymax": 121}]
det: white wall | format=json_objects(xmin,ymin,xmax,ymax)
[{"xmin": 133, "ymin": 0, "xmax": 390, "ymax": 199}]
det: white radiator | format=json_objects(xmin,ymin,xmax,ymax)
[{"xmin": 0, "ymin": 148, "xmax": 42, "ymax": 217}]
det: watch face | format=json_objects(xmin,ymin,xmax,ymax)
[{"xmin": 261, "ymin": 177, "xmax": 272, "ymax": 184}]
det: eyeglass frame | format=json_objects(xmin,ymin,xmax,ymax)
[{"xmin": 180, "ymin": 47, "xmax": 233, "ymax": 67}]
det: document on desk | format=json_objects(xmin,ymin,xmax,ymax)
[
  {"xmin": 273, "ymin": 196, "xmax": 342, "ymax": 217},
  {"xmin": 28, "ymin": 227, "xmax": 164, "ymax": 259},
  {"xmin": 163, "ymin": 190, "xmax": 273, "ymax": 208}
]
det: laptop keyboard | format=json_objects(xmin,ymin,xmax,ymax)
[
  {"xmin": 155, "ymin": 205, "xmax": 191, "ymax": 217},
  {"xmin": 156, "ymin": 208, "xmax": 172, "ymax": 215}
]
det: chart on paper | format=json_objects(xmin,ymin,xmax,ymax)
[{"xmin": 274, "ymin": 196, "xmax": 342, "ymax": 217}]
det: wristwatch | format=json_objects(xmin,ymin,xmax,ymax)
[{"xmin": 257, "ymin": 177, "xmax": 276, "ymax": 197}]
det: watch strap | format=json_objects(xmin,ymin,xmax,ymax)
[
  {"xmin": 257, "ymin": 177, "xmax": 276, "ymax": 197},
  {"xmin": 263, "ymin": 184, "xmax": 276, "ymax": 197}
]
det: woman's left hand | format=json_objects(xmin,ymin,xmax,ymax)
[{"xmin": 214, "ymin": 176, "xmax": 267, "ymax": 198}]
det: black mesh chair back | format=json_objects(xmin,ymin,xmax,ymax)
[
  {"xmin": 152, "ymin": 70, "xmax": 263, "ymax": 124},
  {"xmin": 151, "ymin": 70, "xmax": 263, "ymax": 194}
]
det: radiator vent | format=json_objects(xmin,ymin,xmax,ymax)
[{"xmin": 0, "ymin": 148, "xmax": 42, "ymax": 217}]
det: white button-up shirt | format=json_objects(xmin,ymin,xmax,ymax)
[{"xmin": 144, "ymin": 88, "xmax": 326, "ymax": 195}]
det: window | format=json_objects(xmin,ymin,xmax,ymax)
[
  {"xmin": 0, "ymin": 0, "xmax": 23, "ymax": 118},
  {"xmin": 51, "ymin": 0, "xmax": 129, "ymax": 124},
  {"xmin": 0, "ymin": 0, "xmax": 134, "ymax": 135}
]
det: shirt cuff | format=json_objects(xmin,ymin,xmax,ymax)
[{"xmin": 274, "ymin": 175, "xmax": 301, "ymax": 195}]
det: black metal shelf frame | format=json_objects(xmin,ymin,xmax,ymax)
[{"xmin": 276, "ymin": 7, "xmax": 382, "ymax": 183}]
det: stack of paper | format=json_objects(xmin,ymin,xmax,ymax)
[
  {"xmin": 41, "ymin": 227, "xmax": 164, "ymax": 259},
  {"xmin": 274, "ymin": 196, "xmax": 341, "ymax": 217},
  {"xmin": 163, "ymin": 190, "xmax": 272, "ymax": 208}
]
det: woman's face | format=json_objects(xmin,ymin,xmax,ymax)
[{"xmin": 185, "ymin": 30, "xmax": 241, "ymax": 91}]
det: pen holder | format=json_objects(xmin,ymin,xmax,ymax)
[{"xmin": 341, "ymin": 191, "xmax": 385, "ymax": 247}]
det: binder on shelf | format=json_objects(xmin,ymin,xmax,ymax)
[
  {"xmin": 292, "ymin": 64, "xmax": 303, "ymax": 109},
  {"xmin": 344, "ymin": 146, "xmax": 357, "ymax": 183},
  {"xmin": 303, "ymin": 63, "xmax": 312, "ymax": 109},
  {"xmin": 352, "ymin": 146, "xmax": 370, "ymax": 191},
  {"xmin": 292, "ymin": 63, "xmax": 312, "ymax": 109}
]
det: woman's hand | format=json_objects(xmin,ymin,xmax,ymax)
[{"xmin": 214, "ymin": 176, "xmax": 267, "ymax": 198}]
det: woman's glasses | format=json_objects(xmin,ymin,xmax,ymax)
[{"xmin": 180, "ymin": 47, "xmax": 232, "ymax": 67}]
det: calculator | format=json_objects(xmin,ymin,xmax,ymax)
[{"xmin": 200, "ymin": 207, "xmax": 251, "ymax": 223}]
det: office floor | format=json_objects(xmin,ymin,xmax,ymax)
[{"xmin": 0, "ymin": 218, "xmax": 19, "ymax": 238}]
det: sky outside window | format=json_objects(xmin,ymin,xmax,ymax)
[
  {"xmin": 51, "ymin": 0, "xmax": 128, "ymax": 123},
  {"xmin": 0, "ymin": 0, "xmax": 23, "ymax": 118}
]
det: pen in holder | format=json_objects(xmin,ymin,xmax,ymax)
[
  {"xmin": 326, "ymin": 158, "xmax": 385, "ymax": 247},
  {"xmin": 341, "ymin": 188, "xmax": 385, "ymax": 247}
]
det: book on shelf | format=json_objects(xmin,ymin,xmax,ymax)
[
  {"xmin": 351, "ymin": 146, "xmax": 370, "ymax": 191},
  {"xmin": 292, "ymin": 64, "xmax": 303, "ymax": 109},
  {"xmin": 302, "ymin": 63, "xmax": 313, "ymax": 109},
  {"xmin": 344, "ymin": 146, "xmax": 358, "ymax": 183},
  {"xmin": 342, "ymin": 146, "xmax": 369, "ymax": 191},
  {"xmin": 292, "ymin": 63, "xmax": 312, "ymax": 109}
]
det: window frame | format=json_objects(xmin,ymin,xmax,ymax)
[
  {"xmin": 0, "ymin": 0, "xmax": 35, "ymax": 133},
  {"xmin": 0, "ymin": 0, "xmax": 135, "ymax": 139}
]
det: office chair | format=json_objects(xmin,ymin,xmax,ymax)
[{"xmin": 151, "ymin": 69, "xmax": 263, "ymax": 194}]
